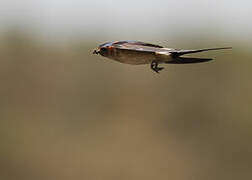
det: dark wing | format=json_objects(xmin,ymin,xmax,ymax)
[
  {"xmin": 113, "ymin": 41, "xmax": 163, "ymax": 48},
  {"xmin": 112, "ymin": 41, "xmax": 163, "ymax": 53},
  {"xmin": 167, "ymin": 57, "xmax": 212, "ymax": 64},
  {"xmin": 170, "ymin": 47, "xmax": 232, "ymax": 56}
]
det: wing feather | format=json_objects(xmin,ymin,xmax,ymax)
[{"xmin": 113, "ymin": 41, "xmax": 162, "ymax": 53}]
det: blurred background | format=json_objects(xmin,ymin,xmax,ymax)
[{"xmin": 0, "ymin": 0, "xmax": 252, "ymax": 180}]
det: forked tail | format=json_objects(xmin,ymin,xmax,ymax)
[
  {"xmin": 166, "ymin": 57, "xmax": 213, "ymax": 64},
  {"xmin": 170, "ymin": 47, "xmax": 232, "ymax": 56}
]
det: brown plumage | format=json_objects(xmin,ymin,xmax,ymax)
[{"xmin": 93, "ymin": 40, "xmax": 231, "ymax": 73}]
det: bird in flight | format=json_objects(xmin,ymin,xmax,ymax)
[{"xmin": 93, "ymin": 40, "xmax": 231, "ymax": 73}]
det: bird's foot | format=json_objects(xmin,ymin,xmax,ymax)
[
  {"xmin": 153, "ymin": 67, "xmax": 164, "ymax": 73},
  {"xmin": 151, "ymin": 61, "xmax": 164, "ymax": 73}
]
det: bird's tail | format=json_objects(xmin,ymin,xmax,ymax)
[
  {"xmin": 166, "ymin": 57, "xmax": 213, "ymax": 64},
  {"xmin": 170, "ymin": 47, "xmax": 232, "ymax": 56}
]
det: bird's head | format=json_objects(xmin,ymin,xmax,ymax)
[{"xmin": 93, "ymin": 42, "xmax": 113, "ymax": 57}]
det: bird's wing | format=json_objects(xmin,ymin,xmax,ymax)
[
  {"xmin": 112, "ymin": 41, "xmax": 162, "ymax": 53},
  {"xmin": 113, "ymin": 41, "xmax": 163, "ymax": 48},
  {"xmin": 169, "ymin": 47, "xmax": 232, "ymax": 56}
]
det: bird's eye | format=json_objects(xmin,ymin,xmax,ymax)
[{"xmin": 100, "ymin": 48, "xmax": 107, "ymax": 51}]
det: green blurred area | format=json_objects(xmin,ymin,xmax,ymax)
[{"xmin": 0, "ymin": 30, "xmax": 252, "ymax": 180}]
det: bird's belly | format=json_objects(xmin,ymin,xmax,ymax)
[
  {"xmin": 110, "ymin": 50, "xmax": 156, "ymax": 65},
  {"xmin": 114, "ymin": 56, "xmax": 153, "ymax": 65}
]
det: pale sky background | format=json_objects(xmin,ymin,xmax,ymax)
[{"xmin": 0, "ymin": 0, "xmax": 252, "ymax": 43}]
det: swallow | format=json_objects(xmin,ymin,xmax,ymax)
[{"xmin": 93, "ymin": 40, "xmax": 231, "ymax": 73}]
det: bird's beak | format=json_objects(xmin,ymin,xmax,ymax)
[{"xmin": 93, "ymin": 49, "xmax": 99, "ymax": 54}]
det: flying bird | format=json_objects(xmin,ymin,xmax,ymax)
[{"xmin": 93, "ymin": 40, "xmax": 231, "ymax": 73}]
